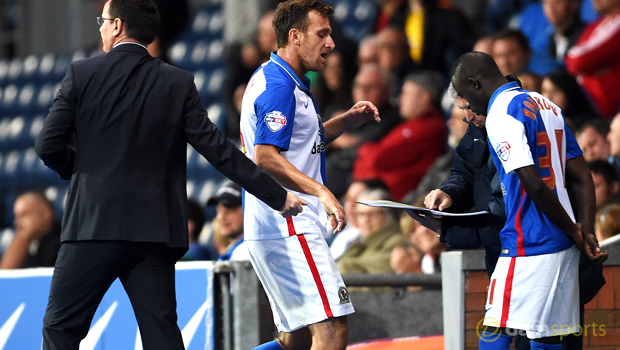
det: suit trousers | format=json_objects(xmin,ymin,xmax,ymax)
[{"xmin": 42, "ymin": 241, "xmax": 185, "ymax": 350}]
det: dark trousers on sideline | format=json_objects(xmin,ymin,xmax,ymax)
[{"xmin": 42, "ymin": 241, "xmax": 185, "ymax": 350}]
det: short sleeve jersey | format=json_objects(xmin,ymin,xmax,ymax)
[
  {"xmin": 485, "ymin": 82, "xmax": 582, "ymax": 257},
  {"xmin": 239, "ymin": 52, "xmax": 328, "ymax": 240}
]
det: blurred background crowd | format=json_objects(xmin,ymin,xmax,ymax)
[{"xmin": 1, "ymin": 0, "xmax": 620, "ymax": 273}]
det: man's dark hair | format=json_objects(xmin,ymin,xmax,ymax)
[
  {"xmin": 577, "ymin": 118, "xmax": 610, "ymax": 138},
  {"xmin": 273, "ymin": 0, "xmax": 334, "ymax": 48},
  {"xmin": 492, "ymin": 28, "xmax": 531, "ymax": 53},
  {"xmin": 361, "ymin": 178, "xmax": 389, "ymax": 192},
  {"xmin": 109, "ymin": 0, "xmax": 161, "ymax": 45},
  {"xmin": 187, "ymin": 198, "xmax": 207, "ymax": 242},
  {"xmin": 588, "ymin": 160, "xmax": 618, "ymax": 185}
]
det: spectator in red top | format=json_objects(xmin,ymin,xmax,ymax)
[
  {"xmin": 565, "ymin": 0, "xmax": 620, "ymax": 118},
  {"xmin": 352, "ymin": 71, "xmax": 447, "ymax": 201}
]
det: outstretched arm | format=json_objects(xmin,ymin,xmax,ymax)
[
  {"xmin": 323, "ymin": 101, "xmax": 380, "ymax": 144},
  {"xmin": 254, "ymin": 144, "xmax": 346, "ymax": 232}
]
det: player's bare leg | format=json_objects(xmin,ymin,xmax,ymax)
[{"xmin": 277, "ymin": 316, "xmax": 348, "ymax": 350}]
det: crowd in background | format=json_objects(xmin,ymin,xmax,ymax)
[{"xmin": 2, "ymin": 0, "xmax": 620, "ymax": 273}]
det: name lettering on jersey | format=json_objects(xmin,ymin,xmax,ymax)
[
  {"xmin": 495, "ymin": 141, "xmax": 511, "ymax": 161},
  {"xmin": 522, "ymin": 97, "xmax": 539, "ymax": 120},
  {"xmin": 265, "ymin": 111, "xmax": 287, "ymax": 132},
  {"xmin": 311, "ymin": 141, "xmax": 326, "ymax": 154},
  {"xmin": 533, "ymin": 96, "xmax": 558, "ymax": 116}
]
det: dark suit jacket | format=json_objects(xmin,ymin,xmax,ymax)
[{"xmin": 35, "ymin": 43, "xmax": 287, "ymax": 250}]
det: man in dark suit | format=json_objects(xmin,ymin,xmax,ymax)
[{"xmin": 35, "ymin": 1, "xmax": 304, "ymax": 349}]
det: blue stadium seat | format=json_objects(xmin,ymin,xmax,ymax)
[
  {"xmin": 168, "ymin": 40, "xmax": 191, "ymax": 70},
  {"xmin": 9, "ymin": 115, "xmax": 29, "ymax": 150},
  {"xmin": 1, "ymin": 84, "xmax": 19, "ymax": 116},
  {"xmin": 0, "ymin": 59, "xmax": 8, "ymax": 86},
  {"xmin": 19, "ymin": 147, "xmax": 39, "ymax": 183},
  {"xmin": 21, "ymin": 55, "xmax": 39, "ymax": 83},
  {"xmin": 29, "ymin": 114, "xmax": 45, "ymax": 145},
  {"xmin": 37, "ymin": 53, "xmax": 56, "ymax": 83},
  {"xmin": 206, "ymin": 103, "xmax": 226, "ymax": 131},
  {"xmin": 36, "ymin": 83, "xmax": 56, "ymax": 113},
  {"xmin": 207, "ymin": 10, "xmax": 224, "ymax": 39},
  {"xmin": 0, "ymin": 117, "xmax": 10, "ymax": 151},
  {"xmin": 0, "ymin": 150, "xmax": 21, "ymax": 187},
  {"xmin": 189, "ymin": 10, "xmax": 210, "ymax": 40},
  {"xmin": 201, "ymin": 68, "xmax": 225, "ymax": 105},
  {"xmin": 195, "ymin": 179, "xmax": 218, "ymax": 205},
  {"xmin": 17, "ymin": 84, "xmax": 38, "ymax": 115},
  {"xmin": 53, "ymin": 55, "xmax": 71, "ymax": 81},
  {"xmin": 6, "ymin": 58, "xmax": 23, "ymax": 85},
  {"xmin": 190, "ymin": 40, "xmax": 210, "ymax": 69},
  {"xmin": 71, "ymin": 50, "xmax": 87, "ymax": 63},
  {"xmin": 45, "ymin": 185, "xmax": 68, "ymax": 220}
]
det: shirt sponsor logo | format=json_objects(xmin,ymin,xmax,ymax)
[
  {"xmin": 265, "ymin": 111, "xmax": 287, "ymax": 132},
  {"xmin": 495, "ymin": 141, "xmax": 511, "ymax": 161}
]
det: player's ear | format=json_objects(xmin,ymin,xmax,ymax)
[
  {"xmin": 289, "ymin": 28, "xmax": 301, "ymax": 46},
  {"xmin": 468, "ymin": 78, "xmax": 481, "ymax": 91}
]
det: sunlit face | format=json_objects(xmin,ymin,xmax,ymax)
[
  {"xmin": 492, "ymin": 38, "xmax": 529, "ymax": 75},
  {"xmin": 543, "ymin": 0, "xmax": 578, "ymax": 28},
  {"xmin": 358, "ymin": 39, "xmax": 379, "ymax": 67},
  {"xmin": 298, "ymin": 10, "xmax": 335, "ymax": 72},
  {"xmin": 344, "ymin": 182, "xmax": 369, "ymax": 228},
  {"xmin": 215, "ymin": 204, "xmax": 243, "ymax": 239},
  {"xmin": 592, "ymin": 173, "xmax": 615, "ymax": 207},
  {"xmin": 13, "ymin": 194, "xmax": 51, "ymax": 239},
  {"xmin": 352, "ymin": 67, "xmax": 389, "ymax": 107},
  {"xmin": 607, "ymin": 115, "xmax": 620, "ymax": 156},
  {"xmin": 448, "ymin": 98, "xmax": 471, "ymax": 147},
  {"xmin": 399, "ymin": 81, "xmax": 429, "ymax": 120},
  {"xmin": 99, "ymin": 1, "xmax": 115, "ymax": 53},
  {"xmin": 257, "ymin": 13, "xmax": 276, "ymax": 54},
  {"xmin": 356, "ymin": 204, "xmax": 388, "ymax": 238},
  {"xmin": 541, "ymin": 78, "xmax": 567, "ymax": 110},
  {"xmin": 454, "ymin": 95, "xmax": 486, "ymax": 127},
  {"xmin": 592, "ymin": 0, "xmax": 620, "ymax": 15},
  {"xmin": 376, "ymin": 28, "xmax": 407, "ymax": 71},
  {"xmin": 576, "ymin": 126, "xmax": 611, "ymax": 161}
]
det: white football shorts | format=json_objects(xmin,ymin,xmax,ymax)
[
  {"xmin": 246, "ymin": 231, "xmax": 355, "ymax": 332},
  {"xmin": 483, "ymin": 246, "xmax": 580, "ymax": 339}
]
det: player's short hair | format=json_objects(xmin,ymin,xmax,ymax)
[
  {"xmin": 492, "ymin": 28, "xmax": 531, "ymax": 53},
  {"xmin": 109, "ymin": 0, "xmax": 160, "ymax": 45},
  {"xmin": 588, "ymin": 160, "xmax": 618, "ymax": 185},
  {"xmin": 577, "ymin": 118, "xmax": 610, "ymax": 138},
  {"xmin": 273, "ymin": 0, "xmax": 334, "ymax": 48}
]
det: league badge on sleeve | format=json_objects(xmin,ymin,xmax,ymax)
[
  {"xmin": 495, "ymin": 141, "xmax": 511, "ymax": 161},
  {"xmin": 265, "ymin": 111, "xmax": 287, "ymax": 132}
]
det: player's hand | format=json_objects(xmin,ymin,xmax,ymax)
[
  {"xmin": 278, "ymin": 192, "xmax": 307, "ymax": 218},
  {"xmin": 318, "ymin": 186, "xmax": 347, "ymax": 233},
  {"xmin": 343, "ymin": 101, "xmax": 380, "ymax": 129},
  {"xmin": 424, "ymin": 189, "xmax": 453, "ymax": 211},
  {"xmin": 583, "ymin": 231, "xmax": 608, "ymax": 264}
]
